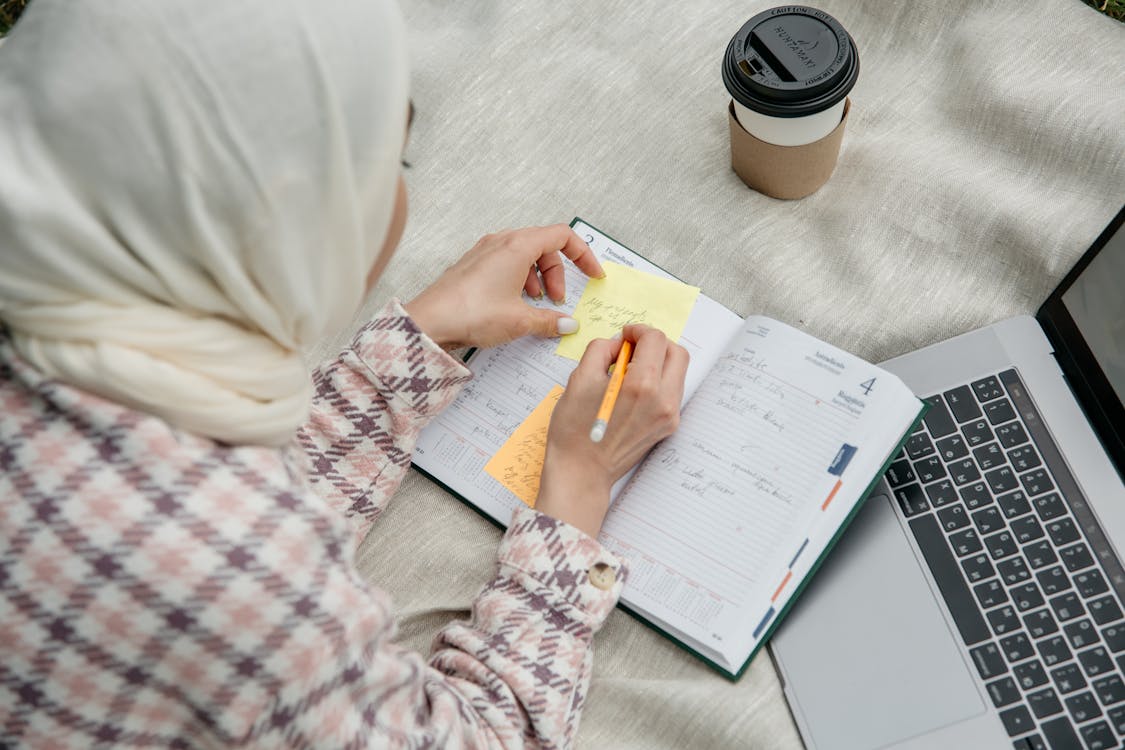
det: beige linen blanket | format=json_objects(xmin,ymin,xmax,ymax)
[{"xmin": 313, "ymin": 0, "xmax": 1125, "ymax": 746}]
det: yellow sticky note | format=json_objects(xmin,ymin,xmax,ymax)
[
  {"xmin": 484, "ymin": 385, "xmax": 565, "ymax": 507},
  {"xmin": 556, "ymin": 261, "xmax": 700, "ymax": 361}
]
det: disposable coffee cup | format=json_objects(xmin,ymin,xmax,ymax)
[{"xmin": 722, "ymin": 6, "xmax": 859, "ymax": 198}]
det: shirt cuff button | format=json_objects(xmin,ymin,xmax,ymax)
[{"xmin": 588, "ymin": 562, "xmax": 616, "ymax": 590}]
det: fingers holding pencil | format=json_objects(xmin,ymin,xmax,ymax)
[{"xmin": 537, "ymin": 324, "xmax": 691, "ymax": 538}]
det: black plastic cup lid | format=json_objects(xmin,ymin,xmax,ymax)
[{"xmin": 722, "ymin": 6, "xmax": 859, "ymax": 118}]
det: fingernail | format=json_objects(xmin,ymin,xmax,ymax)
[
  {"xmin": 534, "ymin": 292, "xmax": 544, "ymax": 300},
  {"xmin": 610, "ymin": 331, "xmax": 622, "ymax": 340},
  {"xmin": 557, "ymin": 317, "xmax": 579, "ymax": 335},
  {"xmin": 553, "ymin": 296, "xmax": 567, "ymax": 306}
]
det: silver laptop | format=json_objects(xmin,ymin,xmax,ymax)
[{"xmin": 771, "ymin": 204, "xmax": 1125, "ymax": 750}]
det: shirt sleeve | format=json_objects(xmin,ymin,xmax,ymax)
[
  {"xmin": 349, "ymin": 506, "xmax": 629, "ymax": 749},
  {"xmin": 294, "ymin": 298, "xmax": 472, "ymax": 544}
]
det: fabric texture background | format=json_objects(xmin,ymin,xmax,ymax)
[{"xmin": 308, "ymin": 0, "xmax": 1125, "ymax": 746}]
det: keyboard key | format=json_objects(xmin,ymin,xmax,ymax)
[
  {"xmin": 998, "ymin": 704, "xmax": 1034, "ymax": 738},
  {"xmin": 986, "ymin": 399, "xmax": 1017, "ymax": 425},
  {"xmin": 905, "ymin": 431, "xmax": 935, "ymax": 459},
  {"xmin": 1007, "ymin": 445, "xmax": 1041, "ymax": 472},
  {"xmin": 926, "ymin": 480, "xmax": 958, "ymax": 508},
  {"xmin": 938, "ymin": 504, "xmax": 970, "ymax": 532},
  {"xmin": 950, "ymin": 459, "xmax": 982, "ymax": 486},
  {"xmin": 1078, "ymin": 647, "xmax": 1115, "ymax": 678},
  {"xmin": 984, "ymin": 530, "xmax": 1018, "ymax": 560},
  {"xmin": 949, "ymin": 528, "xmax": 983, "ymax": 557},
  {"xmin": 1108, "ymin": 704, "xmax": 1125, "ymax": 734},
  {"xmin": 960, "ymin": 481, "xmax": 992, "ymax": 510},
  {"xmin": 1074, "ymin": 569, "xmax": 1109, "ymax": 598},
  {"xmin": 962, "ymin": 553, "xmax": 995, "ymax": 584},
  {"xmin": 1029, "ymin": 686, "xmax": 1065, "ymax": 718},
  {"xmin": 962, "ymin": 418, "xmax": 994, "ymax": 447},
  {"xmin": 1025, "ymin": 608, "xmax": 1059, "ymax": 639},
  {"xmin": 1039, "ymin": 716, "xmax": 1080, "ymax": 749},
  {"xmin": 908, "ymin": 514, "xmax": 990, "ymax": 645},
  {"xmin": 1089, "ymin": 596, "xmax": 1123, "ymax": 626},
  {"xmin": 1038, "ymin": 636, "xmax": 1072, "ymax": 667},
  {"xmin": 1047, "ymin": 519, "xmax": 1080, "ymax": 547},
  {"xmin": 1010, "ymin": 516, "xmax": 1044, "ymax": 544},
  {"xmin": 992, "ymin": 606, "xmax": 1023, "ymax": 636},
  {"xmin": 970, "ymin": 642, "xmax": 1009, "ymax": 680},
  {"xmin": 998, "ymin": 490, "xmax": 1032, "ymax": 520},
  {"xmin": 1021, "ymin": 468, "xmax": 1054, "ymax": 497},
  {"xmin": 1092, "ymin": 673, "xmax": 1125, "ymax": 706},
  {"xmin": 1078, "ymin": 720, "xmax": 1115, "ymax": 750},
  {"xmin": 1011, "ymin": 582, "xmax": 1044, "ymax": 612},
  {"xmin": 1024, "ymin": 540, "xmax": 1058, "ymax": 570},
  {"xmin": 996, "ymin": 421, "xmax": 1030, "ymax": 449},
  {"xmin": 1061, "ymin": 543, "xmax": 1095, "ymax": 573},
  {"xmin": 1049, "ymin": 592, "xmax": 1084, "ymax": 622},
  {"xmin": 1001, "ymin": 632, "xmax": 1036, "ymax": 663},
  {"xmin": 1011, "ymin": 733, "xmax": 1046, "ymax": 750},
  {"xmin": 973, "ymin": 442, "xmax": 1004, "ymax": 471},
  {"xmin": 1064, "ymin": 690, "xmax": 1101, "ymax": 723},
  {"xmin": 972, "ymin": 506, "xmax": 1004, "ymax": 535},
  {"xmin": 1065, "ymin": 619, "xmax": 1098, "ymax": 650},
  {"xmin": 985, "ymin": 466, "xmax": 1019, "ymax": 494},
  {"xmin": 1051, "ymin": 662, "xmax": 1087, "ymax": 694},
  {"xmin": 972, "ymin": 375, "xmax": 1004, "ymax": 402},
  {"xmin": 886, "ymin": 459, "xmax": 915, "ymax": 487},
  {"xmin": 936, "ymin": 434, "xmax": 969, "ymax": 461},
  {"xmin": 1033, "ymin": 492, "xmax": 1067, "ymax": 521},
  {"xmin": 923, "ymin": 396, "xmax": 958, "ymax": 438},
  {"xmin": 894, "ymin": 484, "xmax": 930, "ymax": 517},
  {"xmin": 1013, "ymin": 659, "xmax": 1048, "ymax": 689},
  {"xmin": 944, "ymin": 386, "xmax": 982, "ymax": 423},
  {"xmin": 974, "ymin": 579, "xmax": 1008, "ymax": 609},
  {"xmin": 998, "ymin": 557, "xmax": 1031, "ymax": 586},
  {"xmin": 912, "ymin": 455, "xmax": 945, "ymax": 484},
  {"xmin": 987, "ymin": 676, "xmax": 1022, "ymax": 708},
  {"xmin": 1037, "ymin": 566, "xmax": 1072, "ymax": 596},
  {"xmin": 1103, "ymin": 623, "xmax": 1125, "ymax": 652}
]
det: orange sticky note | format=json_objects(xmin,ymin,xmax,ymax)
[{"xmin": 484, "ymin": 385, "xmax": 565, "ymax": 507}]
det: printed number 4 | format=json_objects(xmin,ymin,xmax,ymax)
[{"xmin": 859, "ymin": 378, "xmax": 876, "ymax": 396}]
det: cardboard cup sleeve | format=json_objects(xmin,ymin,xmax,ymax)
[{"xmin": 728, "ymin": 98, "xmax": 851, "ymax": 200}]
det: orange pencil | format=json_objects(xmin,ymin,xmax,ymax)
[{"xmin": 589, "ymin": 339, "xmax": 633, "ymax": 443}]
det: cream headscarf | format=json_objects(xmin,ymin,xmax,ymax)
[{"xmin": 0, "ymin": 0, "xmax": 409, "ymax": 445}]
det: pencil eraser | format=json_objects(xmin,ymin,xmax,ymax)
[{"xmin": 589, "ymin": 423, "xmax": 606, "ymax": 442}]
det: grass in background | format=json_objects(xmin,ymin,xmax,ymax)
[
  {"xmin": 1088, "ymin": 0, "xmax": 1125, "ymax": 19},
  {"xmin": 1, "ymin": 0, "xmax": 27, "ymax": 35}
]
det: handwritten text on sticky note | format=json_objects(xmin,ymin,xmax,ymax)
[
  {"xmin": 484, "ymin": 385, "xmax": 565, "ymax": 507},
  {"xmin": 556, "ymin": 261, "xmax": 700, "ymax": 361}
]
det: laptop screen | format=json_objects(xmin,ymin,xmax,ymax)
[
  {"xmin": 1039, "ymin": 204, "xmax": 1125, "ymax": 478},
  {"xmin": 1061, "ymin": 222, "xmax": 1125, "ymax": 405}
]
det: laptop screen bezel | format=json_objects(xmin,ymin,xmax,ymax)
[{"xmin": 1037, "ymin": 203, "xmax": 1125, "ymax": 481}]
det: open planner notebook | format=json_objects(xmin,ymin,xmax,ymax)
[{"xmin": 413, "ymin": 219, "xmax": 925, "ymax": 678}]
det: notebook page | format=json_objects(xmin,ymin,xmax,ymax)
[
  {"xmin": 413, "ymin": 221, "xmax": 743, "ymax": 527},
  {"xmin": 599, "ymin": 316, "xmax": 919, "ymax": 666}
]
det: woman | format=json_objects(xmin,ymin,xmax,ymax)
[{"xmin": 0, "ymin": 0, "xmax": 688, "ymax": 747}]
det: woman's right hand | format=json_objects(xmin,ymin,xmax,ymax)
[{"xmin": 535, "ymin": 325, "xmax": 689, "ymax": 539}]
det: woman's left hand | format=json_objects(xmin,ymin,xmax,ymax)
[{"xmin": 403, "ymin": 225, "xmax": 604, "ymax": 349}]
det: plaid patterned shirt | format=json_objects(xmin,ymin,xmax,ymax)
[{"xmin": 0, "ymin": 301, "xmax": 626, "ymax": 749}]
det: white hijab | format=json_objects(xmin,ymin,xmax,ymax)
[{"xmin": 0, "ymin": 0, "xmax": 409, "ymax": 445}]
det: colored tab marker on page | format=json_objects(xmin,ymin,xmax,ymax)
[
  {"xmin": 556, "ymin": 261, "xmax": 700, "ymax": 361},
  {"xmin": 484, "ymin": 385, "xmax": 565, "ymax": 507}
]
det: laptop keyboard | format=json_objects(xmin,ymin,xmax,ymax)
[{"xmin": 886, "ymin": 368, "xmax": 1125, "ymax": 750}]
